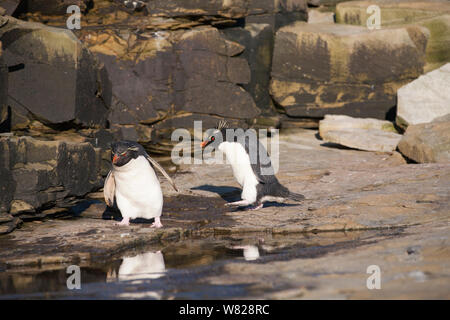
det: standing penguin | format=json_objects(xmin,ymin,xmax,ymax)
[
  {"xmin": 200, "ymin": 121, "xmax": 304, "ymax": 210},
  {"xmin": 104, "ymin": 141, "xmax": 178, "ymax": 227}
]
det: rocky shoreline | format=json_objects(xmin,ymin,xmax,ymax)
[
  {"xmin": 0, "ymin": 0, "xmax": 449, "ymax": 299},
  {"xmin": 0, "ymin": 130, "xmax": 448, "ymax": 299}
]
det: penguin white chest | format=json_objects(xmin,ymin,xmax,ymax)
[
  {"xmin": 113, "ymin": 156, "xmax": 163, "ymax": 219},
  {"xmin": 218, "ymin": 142, "xmax": 259, "ymax": 203}
]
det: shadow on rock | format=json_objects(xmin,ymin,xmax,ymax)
[
  {"xmin": 191, "ymin": 185, "xmax": 242, "ymax": 202},
  {"xmin": 192, "ymin": 185, "xmax": 301, "ymax": 210},
  {"xmin": 231, "ymin": 202, "xmax": 300, "ymax": 212},
  {"xmin": 101, "ymin": 206, "xmax": 156, "ymax": 224}
]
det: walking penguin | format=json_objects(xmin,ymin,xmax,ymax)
[{"xmin": 200, "ymin": 120, "xmax": 304, "ymax": 210}]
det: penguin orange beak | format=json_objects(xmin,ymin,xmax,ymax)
[
  {"xmin": 200, "ymin": 140, "xmax": 209, "ymax": 148},
  {"xmin": 112, "ymin": 154, "xmax": 119, "ymax": 164}
]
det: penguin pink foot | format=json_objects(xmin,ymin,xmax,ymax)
[
  {"xmin": 225, "ymin": 200, "xmax": 252, "ymax": 207},
  {"xmin": 151, "ymin": 217, "xmax": 163, "ymax": 228},
  {"xmin": 115, "ymin": 217, "xmax": 130, "ymax": 226}
]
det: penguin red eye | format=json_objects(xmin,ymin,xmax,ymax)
[{"xmin": 211, "ymin": 136, "xmax": 215, "ymax": 141}]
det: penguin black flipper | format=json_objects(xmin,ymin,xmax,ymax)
[
  {"xmin": 104, "ymin": 170, "xmax": 116, "ymax": 207},
  {"xmin": 145, "ymin": 154, "xmax": 179, "ymax": 192}
]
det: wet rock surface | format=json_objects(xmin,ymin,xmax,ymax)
[{"xmin": 0, "ymin": 130, "xmax": 448, "ymax": 298}]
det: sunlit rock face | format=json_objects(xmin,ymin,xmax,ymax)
[
  {"xmin": 335, "ymin": 0, "xmax": 450, "ymax": 72},
  {"xmin": 270, "ymin": 22, "xmax": 428, "ymax": 120},
  {"xmin": 0, "ymin": 16, "xmax": 111, "ymax": 129},
  {"xmin": 396, "ymin": 63, "xmax": 450, "ymax": 128}
]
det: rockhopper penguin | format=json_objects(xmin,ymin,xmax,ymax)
[
  {"xmin": 104, "ymin": 141, "xmax": 178, "ymax": 228},
  {"xmin": 201, "ymin": 120, "xmax": 304, "ymax": 210}
]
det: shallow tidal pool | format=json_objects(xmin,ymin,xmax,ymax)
[{"xmin": 0, "ymin": 229, "xmax": 404, "ymax": 299}]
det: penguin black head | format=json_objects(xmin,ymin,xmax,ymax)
[
  {"xmin": 111, "ymin": 140, "xmax": 145, "ymax": 167},
  {"xmin": 201, "ymin": 120, "xmax": 229, "ymax": 149}
]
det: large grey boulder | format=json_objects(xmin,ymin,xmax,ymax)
[
  {"xmin": 81, "ymin": 30, "xmax": 174, "ymax": 126},
  {"xmin": 319, "ymin": 115, "xmax": 402, "ymax": 152},
  {"xmin": 0, "ymin": 136, "xmax": 104, "ymax": 215},
  {"xmin": 174, "ymin": 27, "xmax": 259, "ymax": 119},
  {"xmin": 270, "ymin": 22, "xmax": 428, "ymax": 119},
  {"xmin": 0, "ymin": 16, "xmax": 111, "ymax": 129},
  {"xmin": 397, "ymin": 63, "xmax": 450, "ymax": 129},
  {"xmin": 398, "ymin": 114, "xmax": 450, "ymax": 163}
]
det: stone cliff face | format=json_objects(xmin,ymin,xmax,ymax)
[
  {"xmin": 80, "ymin": 26, "xmax": 260, "ymax": 145},
  {"xmin": 2, "ymin": 0, "xmax": 447, "ymax": 140}
]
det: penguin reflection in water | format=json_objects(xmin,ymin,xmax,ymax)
[
  {"xmin": 104, "ymin": 141, "xmax": 178, "ymax": 228},
  {"xmin": 201, "ymin": 121, "xmax": 304, "ymax": 210}
]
